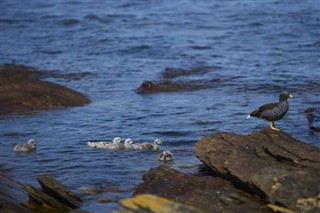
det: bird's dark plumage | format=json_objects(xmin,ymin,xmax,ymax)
[{"xmin": 249, "ymin": 91, "xmax": 292, "ymax": 131}]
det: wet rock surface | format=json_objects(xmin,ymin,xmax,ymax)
[
  {"xmin": 117, "ymin": 129, "xmax": 320, "ymax": 213},
  {"xmin": 0, "ymin": 64, "xmax": 90, "ymax": 114}
]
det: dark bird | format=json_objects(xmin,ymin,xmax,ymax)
[{"xmin": 248, "ymin": 91, "xmax": 293, "ymax": 131}]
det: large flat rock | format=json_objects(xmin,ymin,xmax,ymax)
[
  {"xmin": 195, "ymin": 129, "xmax": 320, "ymax": 213},
  {"xmin": 0, "ymin": 64, "xmax": 90, "ymax": 113}
]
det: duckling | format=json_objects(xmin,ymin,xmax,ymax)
[
  {"xmin": 13, "ymin": 139, "xmax": 36, "ymax": 152},
  {"xmin": 87, "ymin": 137, "xmax": 121, "ymax": 149},
  {"xmin": 134, "ymin": 139, "xmax": 162, "ymax": 150},
  {"xmin": 158, "ymin": 150, "xmax": 174, "ymax": 161},
  {"xmin": 119, "ymin": 138, "xmax": 135, "ymax": 149}
]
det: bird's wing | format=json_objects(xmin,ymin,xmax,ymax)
[
  {"xmin": 141, "ymin": 143, "xmax": 154, "ymax": 149},
  {"xmin": 258, "ymin": 102, "xmax": 278, "ymax": 111}
]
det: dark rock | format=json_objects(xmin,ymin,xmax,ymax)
[
  {"xmin": 135, "ymin": 66, "xmax": 220, "ymax": 94},
  {"xmin": 22, "ymin": 184, "xmax": 71, "ymax": 212},
  {"xmin": 135, "ymin": 78, "xmax": 220, "ymax": 94},
  {"xmin": 195, "ymin": 129, "xmax": 320, "ymax": 213},
  {"xmin": 0, "ymin": 170, "xmax": 30, "ymax": 213},
  {"xmin": 37, "ymin": 176, "xmax": 82, "ymax": 209},
  {"xmin": 134, "ymin": 165, "xmax": 271, "ymax": 213},
  {"xmin": 117, "ymin": 129, "xmax": 320, "ymax": 213},
  {"xmin": 0, "ymin": 64, "xmax": 90, "ymax": 114},
  {"xmin": 0, "ymin": 172, "xmax": 83, "ymax": 212},
  {"xmin": 305, "ymin": 108, "xmax": 320, "ymax": 131}
]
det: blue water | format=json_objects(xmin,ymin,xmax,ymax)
[{"xmin": 1, "ymin": 0, "xmax": 319, "ymax": 212}]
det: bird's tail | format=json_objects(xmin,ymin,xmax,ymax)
[{"xmin": 249, "ymin": 109, "xmax": 260, "ymax": 117}]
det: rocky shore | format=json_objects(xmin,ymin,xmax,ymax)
[
  {"xmin": 1, "ymin": 129, "xmax": 319, "ymax": 213},
  {"xmin": 115, "ymin": 129, "xmax": 320, "ymax": 213},
  {"xmin": 0, "ymin": 64, "xmax": 90, "ymax": 114},
  {"xmin": 1, "ymin": 65, "xmax": 319, "ymax": 213}
]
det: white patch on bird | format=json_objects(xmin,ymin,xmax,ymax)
[{"xmin": 246, "ymin": 115, "xmax": 251, "ymax": 119}]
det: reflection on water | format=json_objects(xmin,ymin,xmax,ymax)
[{"xmin": 1, "ymin": 0, "xmax": 319, "ymax": 212}]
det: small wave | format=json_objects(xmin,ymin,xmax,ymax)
[
  {"xmin": 147, "ymin": 131, "xmax": 192, "ymax": 137},
  {"xmin": 190, "ymin": 45, "xmax": 213, "ymax": 50},
  {"xmin": 58, "ymin": 18, "xmax": 80, "ymax": 27},
  {"xmin": 34, "ymin": 50, "xmax": 64, "ymax": 55},
  {"xmin": 0, "ymin": 19, "xmax": 18, "ymax": 24},
  {"xmin": 83, "ymin": 14, "xmax": 112, "ymax": 24}
]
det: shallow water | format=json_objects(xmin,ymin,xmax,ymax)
[{"xmin": 1, "ymin": 0, "xmax": 319, "ymax": 212}]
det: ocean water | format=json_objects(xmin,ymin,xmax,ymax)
[{"xmin": 1, "ymin": 0, "xmax": 319, "ymax": 212}]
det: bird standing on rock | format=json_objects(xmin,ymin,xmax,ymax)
[{"xmin": 248, "ymin": 91, "xmax": 293, "ymax": 131}]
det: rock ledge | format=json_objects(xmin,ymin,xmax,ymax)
[{"xmin": 115, "ymin": 129, "xmax": 320, "ymax": 213}]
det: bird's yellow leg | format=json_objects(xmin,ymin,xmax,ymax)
[{"xmin": 270, "ymin": 121, "xmax": 280, "ymax": 131}]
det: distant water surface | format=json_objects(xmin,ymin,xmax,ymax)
[{"xmin": 1, "ymin": 0, "xmax": 319, "ymax": 212}]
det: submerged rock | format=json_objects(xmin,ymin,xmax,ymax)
[
  {"xmin": 305, "ymin": 108, "xmax": 320, "ymax": 131},
  {"xmin": 0, "ymin": 64, "xmax": 90, "ymax": 114},
  {"xmin": 136, "ymin": 79, "xmax": 219, "ymax": 94},
  {"xmin": 135, "ymin": 66, "xmax": 220, "ymax": 94}
]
